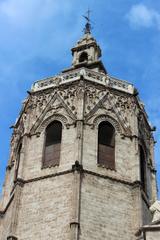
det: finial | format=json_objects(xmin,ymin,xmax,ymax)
[{"xmin": 83, "ymin": 9, "xmax": 92, "ymax": 34}]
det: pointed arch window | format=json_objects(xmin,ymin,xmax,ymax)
[
  {"xmin": 98, "ymin": 121, "xmax": 115, "ymax": 169},
  {"xmin": 43, "ymin": 121, "xmax": 62, "ymax": 168},
  {"xmin": 139, "ymin": 145, "xmax": 147, "ymax": 193}
]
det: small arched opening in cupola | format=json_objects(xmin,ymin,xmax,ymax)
[{"xmin": 79, "ymin": 51, "xmax": 88, "ymax": 63}]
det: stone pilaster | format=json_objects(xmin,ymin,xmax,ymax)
[
  {"xmin": 70, "ymin": 79, "xmax": 85, "ymax": 240},
  {"xmin": 8, "ymin": 183, "xmax": 23, "ymax": 239},
  {"xmin": 70, "ymin": 163, "xmax": 82, "ymax": 240},
  {"xmin": 132, "ymin": 182, "xmax": 143, "ymax": 237}
]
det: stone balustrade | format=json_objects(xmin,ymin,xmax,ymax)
[{"xmin": 32, "ymin": 68, "xmax": 134, "ymax": 94}]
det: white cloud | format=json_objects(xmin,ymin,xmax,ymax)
[{"xmin": 126, "ymin": 4, "xmax": 160, "ymax": 30}]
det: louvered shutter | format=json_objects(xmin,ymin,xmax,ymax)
[
  {"xmin": 98, "ymin": 122, "xmax": 115, "ymax": 169},
  {"xmin": 43, "ymin": 121, "xmax": 62, "ymax": 167}
]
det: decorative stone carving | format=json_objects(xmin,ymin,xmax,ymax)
[
  {"xmin": 28, "ymin": 90, "xmax": 55, "ymax": 113},
  {"xmin": 29, "ymin": 92, "xmax": 76, "ymax": 135},
  {"xmin": 106, "ymin": 93, "xmax": 132, "ymax": 133},
  {"xmin": 33, "ymin": 76, "xmax": 62, "ymax": 91},
  {"xmin": 150, "ymin": 201, "xmax": 160, "ymax": 222},
  {"xmin": 84, "ymin": 85, "xmax": 132, "ymax": 135},
  {"xmin": 31, "ymin": 68, "xmax": 134, "ymax": 94},
  {"xmin": 92, "ymin": 114, "xmax": 121, "ymax": 133},
  {"xmin": 85, "ymin": 69, "xmax": 107, "ymax": 83},
  {"xmin": 108, "ymin": 76, "xmax": 134, "ymax": 94},
  {"xmin": 76, "ymin": 81, "xmax": 85, "ymax": 100},
  {"xmin": 62, "ymin": 71, "xmax": 81, "ymax": 82},
  {"xmin": 15, "ymin": 75, "xmax": 134, "ymax": 141},
  {"xmin": 59, "ymin": 86, "xmax": 77, "ymax": 116},
  {"xmin": 37, "ymin": 114, "xmax": 68, "ymax": 133},
  {"xmin": 113, "ymin": 94, "xmax": 136, "ymax": 113},
  {"xmin": 84, "ymin": 85, "xmax": 106, "ymax": 116}
]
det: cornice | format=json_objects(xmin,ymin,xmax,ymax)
[{"xmin": 0, "ymin": 167, "xmax": 149, "ymax": 219}]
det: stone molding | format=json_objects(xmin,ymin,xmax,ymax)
[
  {"xmin": 0, "ymin": 194, "xmax": 14, "ymax": 218},
  {"xmin": 92, "ymin": 114, "xmax": 121, "ymax": 133},
  {"xmin": 38, "ymin": 114, "xmax": 68, "ymax": 132},
  {"xmin": 0, "ymin": 168, "xmax": 149, "ymax": 221},
  {"xmin": 150, "ymin": 201, "xmax": 160, "ymax": 223},
  {"xmin": 12, "ymin": 169, "xmax": 136, "ymax": 189},
  {"xmin": 7, "ymin": 236, "xmax": 18, "ymax": 240}
]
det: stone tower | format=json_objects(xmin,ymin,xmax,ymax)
[{"xmin": 0, "ymin": 22, "xmax": 158, "ymax": 240}]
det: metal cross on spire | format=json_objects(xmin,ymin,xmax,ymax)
[{"xmin": 83, "ymin": 9, "xmax": 92, "ymax": 34}]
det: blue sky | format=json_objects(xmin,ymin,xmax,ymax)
[{"xmin": 0, "ymin": 0, "xmax": 160, "ymax": 196}]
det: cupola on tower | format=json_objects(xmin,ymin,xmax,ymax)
[{"xmin": 0, "ymin": 16, "xmax": 158, "ymax": 240}]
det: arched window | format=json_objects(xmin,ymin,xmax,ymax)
[
  {"xmin": 79, "ymin": 52, "xmax": 88, "ymax": 62},
  {"xmin": 139, "ymin": 145, "xmax": 147, "ymax": 192},
  {"xmin": 98, "ymin": 121, "xmax": 115, "ymax": 169},
  {"xmin": 43, "ymin": 121, "xmax": 62, "ymax": 168}
]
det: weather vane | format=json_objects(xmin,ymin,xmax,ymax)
[{"xmin": 83, "ymin": 9, "xmax": 92, "ymax": 34}]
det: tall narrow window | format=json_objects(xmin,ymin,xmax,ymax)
[
  {"xmin": 15, "ymin": 143, "xmax": 22, "ymax": 181},
  {"xmin": 139, "ymin": 145, "xmax": 147, "ymax": 193},
  {"xmin": 98, "ymin": 121, "xmax": 115, "ymax": 169},
  {"xmin": 43, "ymin": 121, "xmax": 62, "ymax": 168}
]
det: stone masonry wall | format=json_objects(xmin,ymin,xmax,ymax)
[
  {"xmin": 83, "ymin": 125, "xmax": 139, "ymax": 183},
  {"xmin": 21, "ymin": 126, "xmax": 77, "ymax": 181},
  {"xmin": 145, "ymin": 230, "xmax": 160, "ymax": 239},
  {"xmin": 80, "ymin": 173, "xmax": 135, "ymax": 240},
  {"xmin": 0, "ymin": 199, "xmax": 14, "ymax": 240},
  {"xmin": 16, "ymin": 173, "xmax": 73, "ymax": 240}
]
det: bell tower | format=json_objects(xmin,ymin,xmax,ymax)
[
  {"xmin": 69, "ymin": 11, "xmax": 106, "ymax": 74},
  {"xmin": 0, "ymin": 17, "xmax": 158, "ymax": 240},
  {"xmin": 71, "ymin": 32, "xmax": 106, "ymax": 74}
]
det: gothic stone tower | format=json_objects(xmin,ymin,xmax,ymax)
[{"xmin": 0, "ymin": 26, "xmax": 157, "ymax": 240}]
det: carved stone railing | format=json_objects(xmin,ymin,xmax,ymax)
[
  {"xmin": 84, "ymin": 68, "xmax": 108, "ymax": 85},
  {"xmin": 32, "ymin": 67, "xmax": 134, "ymax": 94},
  {"xmin": 61, "ymin": 70, "xmax": 81, "ymax": 82},
  {"xmin": 108, "ymin": 76, "xmax": 134, "ymax": 94},
  {"xmin": 32, "ymin": 76, "xmax": 62, "ymax": 91}
]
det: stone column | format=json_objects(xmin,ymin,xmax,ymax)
[{"xmin": 70, "ymin": 164, "xmax": 82, "ymax": 240}]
